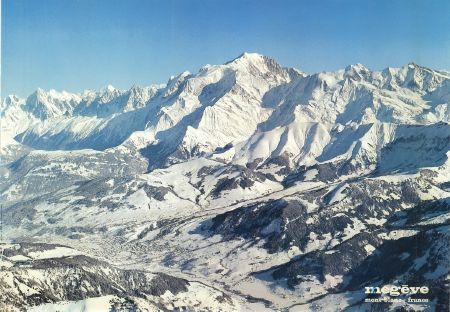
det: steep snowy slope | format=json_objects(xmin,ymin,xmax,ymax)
[
  {"xmin": 6, "ymin": 54, "xmax": 448, "ymax": 173},
  {"xmin": 13, "ymin": 53, "xmax": 297, "ymax": 156},
  {"xmin": 233, "ymin": 63, "xmax": 450, "ymax": 171}
]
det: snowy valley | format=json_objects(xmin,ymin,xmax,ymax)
[{"xmin": 0, "ymin": 53, "xmax": 449, "ymax": 311}]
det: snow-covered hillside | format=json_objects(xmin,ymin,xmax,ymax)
[{"xmin": 1, "ymin": 53, "xmax": 449, "ymax": 311}]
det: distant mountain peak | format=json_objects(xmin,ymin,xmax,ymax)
[
  {"xmin": 227, "ymin": 52, "xmax": 267, "ymax": 65},
  {"xmin": 99, "ymin": 84, "xmax": 118, "ymax": 94},
  {"xmin": 407, "ymin": 62, "xmax": 421, "ymax": 69},
  {"xmin": 235, "ymin": 51, "xmax": 264, "ymax": 60},
  {"xmin": 4, "ymin": 94, "xmax": 21, "ymax": 104},
  {"xmin": 345, "ymin": 63, "xmax": 369, "ymax": 72},
  {"xmin": 106, "ymin": 84, "xmax": 116, "ymax": 91},
  {"xmin": 343, "ymin": 63, "xmax": 370, "ymax": 81},
  {"xmin": 3, "ymin": 54, "xmax": 449, "ymax": 158}
]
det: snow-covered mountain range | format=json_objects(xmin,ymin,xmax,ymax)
[{"xmin": 1, "ymin": 53, "xmax": 449, "ymax": 311}]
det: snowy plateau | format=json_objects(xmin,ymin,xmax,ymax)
[{"xmin": 0, "ymin": 53, "xmax": 449, "ymax": 311}]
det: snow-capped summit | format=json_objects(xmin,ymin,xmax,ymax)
[
  {"xmin": 103, "ymin": 84, "xmax": 116, "ymax": 92},
  {"xmin": 164, "ymin": 71, "xmax": 191, "ymax": 97},
  {"xmin": 23, "ymin": 88, "xmax": 80, "ymax": 119},
  {"xmin": 227, "ymin": 52, "xmax": 291, "ymax": 79},
  {"xmin": 3, "ymin": 94, "xmax": 22, "ymax": 105},
  {"xmin": 344, "ymin": 63, "xmax": 370, "ymax": 81},
  {"xmin": 227, "ymin": 52, "xmax": 267, "ymax": 66},
  {"xmin": 2, "ymin": 53, "xmax": 449, "ymax": 168}
]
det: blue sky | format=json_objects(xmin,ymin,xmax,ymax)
[{"xmin": 2, "ymin": 0, "xmax": 450, "ymax": 97}]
